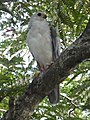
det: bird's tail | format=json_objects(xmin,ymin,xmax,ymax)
[{"xmin": 48, "ymin": 85, "xmax": 59, "ymax": 104}]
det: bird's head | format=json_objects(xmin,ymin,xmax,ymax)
[
  {"xmin": 31, "ymin": 12, "xmax": 47, "ymax": 21},
  {"xmin": 28, "ymin": 12, "xmax": 47, "ymax": 29}
]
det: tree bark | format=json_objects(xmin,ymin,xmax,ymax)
[{"xmin": 1, "ymin": 19, "xmax": 90, "ymax": 120}]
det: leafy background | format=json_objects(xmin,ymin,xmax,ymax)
[{"xmin": 0, "ymin": 0, "xmax": 90, "ymax": 119}]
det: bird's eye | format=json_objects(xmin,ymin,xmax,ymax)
[{"xmin": 37, "ymin": 13, "xmax": 41, "ymax": 16}]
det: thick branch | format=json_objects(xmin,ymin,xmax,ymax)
[{"xmin": 2, "ymin": 19, "xmax": 90, "ymax": 120}]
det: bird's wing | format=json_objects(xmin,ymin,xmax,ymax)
[
  {"xmin": 50, "ymin": 26, "xmax": 61, "ymax": 61},
  {"xmin": 48, "ymin": 26, "xmax": 61, "ymax": 104}
]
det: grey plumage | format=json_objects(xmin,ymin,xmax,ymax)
[
  {"xmin": 26, "ymin": 12, "xmax": 61, "ymax": 104},
  {"xmin": 48, "ymin": 26, "xmax": 60, "ymax": 104}
]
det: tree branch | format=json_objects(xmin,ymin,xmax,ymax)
[
  {"xmin": 1, "ymin": 19, "xmax": 90, "ymax": 120},
  {"xmin": 0, "ymin": 4, "xmax": 13, "ymax": 16}
]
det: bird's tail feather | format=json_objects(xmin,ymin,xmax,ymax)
[{"xmin": 48, "ymin": 85, "xmax": 59, "ymax": 104}]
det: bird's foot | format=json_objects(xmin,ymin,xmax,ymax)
[
  {"xmin": 46, "ymin": 61, "xmax": 54, "ymax": 69},
  {"xmin": 40, "ymin": 61, "xmax": 54, "ymax": 72}
]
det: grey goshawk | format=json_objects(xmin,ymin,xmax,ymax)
[{"xmin": 26, "ymin": 12, "xmax": 61, "ymax": 104}]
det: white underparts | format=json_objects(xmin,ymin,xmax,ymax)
[{"xmin": 26, "ymin": 19, "xmax": 53, "ymax": 68}]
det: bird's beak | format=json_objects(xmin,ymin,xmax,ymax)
[{"xmin": 42, "ymin": 14, "xmax": 47, "ymax": 19}]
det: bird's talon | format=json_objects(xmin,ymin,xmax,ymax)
[{"xmin": 46, "ymin": 61, "xmax": 54, "ymax": 69}]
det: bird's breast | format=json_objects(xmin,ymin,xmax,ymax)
[{"xmin": 27, "ymin": 21, "xmax": 53, "ymax": 67}]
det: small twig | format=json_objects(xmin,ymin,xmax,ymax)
[{"xmin": 60, "ymin": 93, "xmax": 79, "ymax": 108}]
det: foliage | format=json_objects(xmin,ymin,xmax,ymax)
[{"xmin": 0, "ymin": 0, "xmax": 90, "ymax": 119}]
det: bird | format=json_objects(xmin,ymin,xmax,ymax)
[{"xmin": 26, "ymin": 12, "xmax": 61, "ymax": 104}]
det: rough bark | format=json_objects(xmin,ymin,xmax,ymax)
[{"xmin": 1, "ymin": 19, "xmax": 90, "ymax": 120}]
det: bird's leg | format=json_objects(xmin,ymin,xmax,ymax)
[
  {"xmin": 40, "ymin": 61, "xmax": 54, "ymax": 71},
  {"xmin": 33, "ymin": 64, "xmax": 45, "ymax": 78},
  {"xmin": 34, "ymin": 61, "xmax": 54, "ymax": 79},
  {"xmin": 33, "ymin": 61, "xmax": 54, "ymax": 80},
  {"xmin": 40, "ymin": 64, "xmax": 46, "ymax": 72},
  {"xmin": 40, "ymin": 61, "xmax": 54, "ymax": 72}
]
